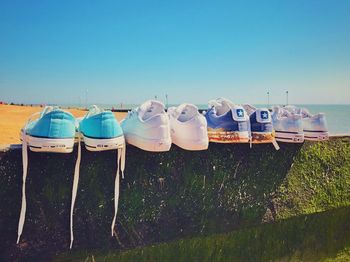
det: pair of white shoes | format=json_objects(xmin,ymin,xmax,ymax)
[{"xmin": 121, "ymin": 100, "xmax": 209, "ymax": 151}]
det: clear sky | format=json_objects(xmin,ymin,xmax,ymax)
[{"xmin": 1, "ymin": 0, "xmax": 350, "ymax": 105}]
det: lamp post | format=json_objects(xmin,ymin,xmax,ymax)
[
  {"xmin": 267, "ymin": 91, "xmax": 270, "ymax": 107},
  {"xmin": 286, "ymin": 91, "xmax": 289, "ymax": 105},
  {"xmin": 165, "ymin": 94, "xmax": 168, "ymax": 109}
]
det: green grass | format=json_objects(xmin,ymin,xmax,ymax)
[{"xmin": 57, "ymin": 206, "xmax": 350, "ymax": 262}]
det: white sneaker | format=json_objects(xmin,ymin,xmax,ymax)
[
  {"xmin": 284, "ymin": 106, "xmax": 329, "ymax": 141},
  {"xmin": 121, "ymin": 100, "xmax": 171, "ymax": 152},
  {"xmin": 168, "ymin": 103, "xmax": 208, "ymax": 151},
  {"xmin": 271, "ymin": 106, "xmax": 304, "ymax": 143}
]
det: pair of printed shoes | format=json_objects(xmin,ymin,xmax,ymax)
[
  {"xmin": 18, "ymin": 105, "xmax": 125, "ymax": 249},
  {"xmin": 204, "ymin": 98, "xmax": 279, "ymax": 149},
  {"xmin": 271, "ymin": 106, "xmax": 329, "ymax": 143},
  {"xmin": 121, "ymin": 100, "xmax": 209, "ymax": 151}
]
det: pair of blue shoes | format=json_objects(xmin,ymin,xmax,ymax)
[
  {"xmin": 204, "ymin": 98, "xmax": 279, "ymax": 149},
  {"xmin": 18, "ymin": 106, "xmax": 125, "ymax": 248}
]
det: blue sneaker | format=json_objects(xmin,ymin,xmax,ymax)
[
  {"xmin": 271, "ymin": 106, "xmax": 304, "ymax": 143},
  {"xmin": 70, "ymin": 105, "xmax": 125, "ymax": 249},
  {"xmin": 23, "ymin": 106, "xmax": 76, "ymax": 152},
  {"xmin": 18, "ymin": 106, "xmax": 76, "ymax": 245},
  {"xmin": 243, "ymin": 104, "xmax": 278, "ymax": 147},
  {"xmin": 204, "ymin": 98, "xmax": 250, "ymax": 143},
  {"xmin": 79, "ymin": 105, "xmax": 125, "ymax": 151}
]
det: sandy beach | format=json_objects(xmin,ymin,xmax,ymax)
[{"xmin": 0, "ymin": 104, "xmax": 127, "ymax": 145}]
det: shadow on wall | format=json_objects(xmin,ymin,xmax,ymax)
[{"xmin": 0, "ymin": 142, "xmax": 302, "ymax": 260}]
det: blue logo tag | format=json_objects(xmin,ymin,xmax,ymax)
[
  {"xmin": 261, "ymin": 111, "xmax": 269, "ymax": 120},
  {"xmin": 236, "ymin": 109, "xmax": 244, "ymax": 117}
]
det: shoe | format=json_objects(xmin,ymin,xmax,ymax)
[
  {"xmin": 18, "ymin": 106, "xmax": 76, "ymax": 245},
  {"xmin": 271, "ymin": 106, "xmax": 304, "ymax": 143},
  {"xmin": 79, "ymin": 105, "xmax": 125, "ymax": 151},
  {"xmin": 70, "ymin": 105, "xmax": 126, "ymax": 248},
  {"xmin": 121, "ymin": 100, "xmax": 171, "ymax": 152},
  {"xmin": 22, "ymin": 106, "xmax": 76, "ymax": 153},
  {"xmin": 284, "ymin": 106, "xmax": 329, "ymax": 141},
  {"xmin": 243, "ymin": 104, "xmax": 278, "ymax": 146},
  {"xmin": 204, "ymin": 98, "xmax": 250, "ymax": 143},
  {"xmin": 168, "ymin": 103, "xmax": 208, "ymax": 150}
]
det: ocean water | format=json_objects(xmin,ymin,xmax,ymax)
[{"xmin": 61, "ymin": 103, "xmax": 350, "ymax": 135}]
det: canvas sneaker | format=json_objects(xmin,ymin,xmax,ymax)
[
  {"xmin": 284, "ymin": 106, "xmax": 329, "ymax": 141},
  {"xmin": 243, "ymin": 104, "xmax": 279, "ymax": 150},
  {"xmin": 271, "ymin": 106, "xmax": 304, "ymax": 143},
  {"xmin": 168, "ymin": 103, "xmax": 208, "ymax": 150},
  {"xmin": 121, "ymin": 100, "xmax": 171, "ymax": 152},
  {"xmin": 204, "ymin": 98, "xmax": 250, "ymax": 143},
  {"xmin": 17, "ymin": 106, "xmax": 76, "ymax": 245},
  {"xmin": 70, "ymin": 105, "xmax": 126, "ymax": 248}
]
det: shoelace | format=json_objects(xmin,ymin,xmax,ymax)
[
  {"xmin": 17, "ymin": 131, "xmax": 28, "ymax": 244},
  {"xmin": 17, "ymin": 110, "xmax": 44, "ymax": 244},
  {"xmin": 69, "ymin": 133, "xmax": 126, "ymax": 249},
  {"xmin": 111, "ymin": 145, "xmax": 126, "ymax": 237},
  {"xmin": 69, "ymin": 131, "xmax": 81, "ymax": 249}
]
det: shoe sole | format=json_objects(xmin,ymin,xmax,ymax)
[
  {"xmin": 125, "ymin": 133, "xmax": 172, "ymax": 152},
  {"xmin": 82, "ymin": 135, "xmax": 125, "ymax": 151},
  {"xmin": 275, "ymin": 130, "xmax": 305, "ymax": 143},
  {"xmin": 251, "ymin": 131, "xmax": 276, "ymax": 144},
  {"xmin": 25, "ymin": 134, "xmax": 74, "ymax": 153},
  {"xmin": 304, "ymin": 130, "xmax": 329, "ymax": 141},
  {"xmin": 207, "ymin": 130, "xmax": 250, "ymax": 143},
  {"xmin": 172, "ymin": 136, "xmax": 209, "ymax": 151}
]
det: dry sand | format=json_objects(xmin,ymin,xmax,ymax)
[{"xmin": 0, "ymin": 104, "xmax": 127, "ymax": 145}]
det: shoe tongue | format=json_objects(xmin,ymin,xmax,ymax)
[
  {"xmin": 139, "ymin": 100, "xmax": 165, "ymax": 120},
  {"xmin": 216, "ymin": 99, "xmax": 235, "ymax": 116},
  {"xmin": 175, "ymin": 103, "xmax": 198, "ymax": 122}
]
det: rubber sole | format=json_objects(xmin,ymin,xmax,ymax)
[
  {"xmin": 25, "ymin": 135, "xmax": 74, "ymax": 153},
  {"xmin": 207, "ymin": 130, "xmax": 250, "ymax": 143},
  {"xmin": 304, "ymin": 130, "xmax": 329, "ymax": 141},
  {"xmin": 250, "ymin": 131, "xmax": 276, "ymax": 144},
  {"xmin": 82, "ymin": 135, "xmax": 125, "ymax": 152},
  {"xmin": 275, "ymin": 131, "xmax": 304, "ymax": 143}
]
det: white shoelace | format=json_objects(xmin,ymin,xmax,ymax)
[
  {"xmin": 69, "ymin": 134, "xmax": 126, "ymax": 248},
  {"xmin": 69, "ymin": 132, "xmax": 81, "ymax": 249},
  {"xmin": 17, "ymin": 131, "xmax": 28, "ymax": 244},
  {"xmin": 111, "ymin": 144, "xmax": 126, "ymax": 236}
]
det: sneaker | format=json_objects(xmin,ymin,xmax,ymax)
[
  {"xmin": 271, "ymin": 106, "xmax": 304, "ymax": 143},
  {"xmin": 243, "ymin": 104, "xmax": 278, "ymax": 148},
  {"xmin": 204, "ymin": 98, "xmax": 250, "ymax": 143},
  {"xmin": 18, "ymin": 106, "xmax": 76, "ymax": 244},
  {"xmin": 22, "ymin": 106, "xmax": 76, "ymax": 153},
  {"xmin": 79, "ymin": 105, "xmax": 125, "ymax": 151},
  {"xmin": 121, "ymin": 100, "xmax": 171, "ymax": 152},
  {"xmin": 70, "ymin": 105, "xmax": 126, "ymax": 248},
  {"xmin": 284, "ymin": 106, "xmax": 329, "ymax": 141},
  {"xmin": 168, "ymin": 103, "xmax": 208, "ymax": 150}
]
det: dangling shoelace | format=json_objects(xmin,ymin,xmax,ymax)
[
  {"xmin": 69, "ymin": 131, "xmax": 81, "ymax": 249},
  {"xmin": 69, "ymin": 135, "xmax": 126, "ymax": 248},
  {"xmin": 17, "ymin": 131, "xmax": 28, "ymax": 244},
  {"xmin": 17, "ymin": 111, "xmax": 43, "ymax": 244},
  {"xmin": 111, "ymin": 143, "xmax": 126, "ymax": 236}
]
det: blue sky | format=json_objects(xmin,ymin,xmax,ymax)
[{"xmin": 1, "ymin": 0, "xmax": 350, "ymax": 105}]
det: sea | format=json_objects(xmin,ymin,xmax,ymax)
[{"xmin": 61, "ymin": 103, "xmax": 350, "ymax": 135}]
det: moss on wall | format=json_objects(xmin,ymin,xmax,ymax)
[{"xmin": 0, "ymin": 137, "xmax": 349, "ymax": 260}]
